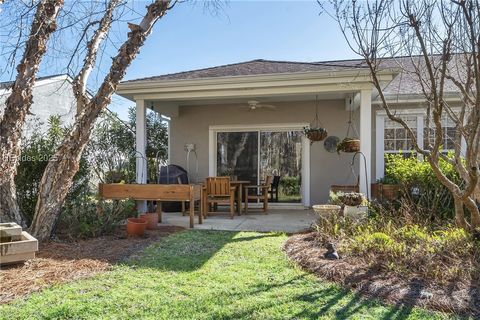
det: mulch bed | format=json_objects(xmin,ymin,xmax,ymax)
[
  {"xmin": 0, "ymin": 225, "xmax": 184, "ymax": 304},
  {"xmin": 283, "ymin": 232, "xmax": 480, "ymax": 318}
]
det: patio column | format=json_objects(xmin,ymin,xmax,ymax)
[
  {"xmin": 136, "ymin": 99, "xmax": 147, "ymax": 213},
  {"xmin": 359, "ymin": 89, "xmax": 372, "ymax": 198}
]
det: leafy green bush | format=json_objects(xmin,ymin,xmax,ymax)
[
  {"xmin": 16, "ymin": 117, "xmax": 90, "ymax": 225},
  {"xmin": 280, "ymin": 176, "xmax": 300, "ymax": 196},
  {"xmin": 383, "ymin": 153, "xmax": 460, "ymax": 220}
]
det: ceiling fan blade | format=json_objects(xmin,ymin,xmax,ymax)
[{"xmin": 258, "ymin": 104, "xmax": 277, "ymax": 110}]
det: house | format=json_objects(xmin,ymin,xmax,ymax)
[
  {"xmin": 0, "ymin": 74, "xmax": 77, "ymax": 136},
  {"xmin": 116, "ymin": 58, "xmax": 461, "ymax": 206}
]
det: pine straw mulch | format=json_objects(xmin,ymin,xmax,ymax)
[
  {"xmin": 0, "ymin": 225, "xmax": 185, "ymax": 304},
  {"xmin": 283, "ymin": 232, "xmax": 480, "ymax": 318}
]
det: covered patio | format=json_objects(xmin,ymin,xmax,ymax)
[
  {"xmin": 115, "ymin": 60, "xmax": 396, "ymax": 229},
  {"xmin": 160, "ymin": 208, "xmax": 316, "ymax": 233}
]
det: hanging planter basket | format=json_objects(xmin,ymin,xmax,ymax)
[
  {"xmin": 304, "ymin": 95, "xmax": 328, "ymax": 144},
  {"xmin": 337, "ymin": 138, "xmax": 360, "ymax": 153},
  {"xmin": 304, "ymin": 127, "xmax": 328, "ymax": 142},
  {"xmin": 338, "ymin": 105, "xmax": 360, "ymax": 153}
]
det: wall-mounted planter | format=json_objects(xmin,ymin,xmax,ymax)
[{"xmin": 0, "ymin": 230, "xmax": 38, "ymax": 265}]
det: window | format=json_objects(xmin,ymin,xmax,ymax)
[
  {"xmin": 423, "ymin": 117, "xmax": 456, "ymax": 151},
  {"xmin": 376, "ymin": 111, "xmax": 461, "ymax": 179},
  {"xmin": 384, "ymin": 116, "xmax": 417, "ymax": 154}
]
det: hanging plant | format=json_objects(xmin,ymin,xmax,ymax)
[
  {"xmin": 336, "ymin": 137, "xmax": 360, "ymax": 154},
  {"xmin": 304, "ymin": 95, "xmax": 328, "ymax": 144},
  {"xmin": 337, "ymin": 105, "xmax": 360, "ymax": 153},
  {"xmin": 338, "ymin": 192, "xmax": 364, "ymax": 207}
]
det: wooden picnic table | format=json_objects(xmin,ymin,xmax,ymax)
[{"xmin": 98, "ymin": 183, "xmax": 202, "ymax": 228}]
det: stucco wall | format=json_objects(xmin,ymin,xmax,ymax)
[
  {"xmin": 169, "ymin": 99, "xmax": 366, "ymax": 204},
  {"xmin": 0, "ymin": 79, "xmax": 76, "ymax": 136}
]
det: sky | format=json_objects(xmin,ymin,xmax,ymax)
[{"xmin": 1, "ymin": 1, "xmax": 359, "ymax": 120}]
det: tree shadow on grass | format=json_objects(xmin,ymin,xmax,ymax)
[{"xmin": 128, "ymin": 230, "xmax": 284, "ymax": 272}]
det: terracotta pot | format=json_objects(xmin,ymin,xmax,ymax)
[
  {"xmin": 126, "ymin": 218, "xmax": 147, "ymax": 236},
  {"xmin": 139, "ymin": 213, "xmax": 158, "ymax": 230}
]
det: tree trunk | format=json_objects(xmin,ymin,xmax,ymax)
[
  {"xmin": 30, "ymin": 0, "xmax": 170, "ymax": 241},
  {"xmin": 0, "ymin": 0, "xmax": 63, "ymax": 228},
  {"xmin": 0, "ymin": 177, "xmax": 26, "ymax": 227},
  {"xmin": 0, "ymin": 0, "xmax": 63, "ymax": 185},
  {"xmin": 453, "ymin": 196, "xmax": 467, "ymax": 230}
]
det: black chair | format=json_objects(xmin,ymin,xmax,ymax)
[{"xmin": 269, "ymin": 176, "xmax": 281, "ymax": 202}]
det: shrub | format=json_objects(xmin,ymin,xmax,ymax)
[
  {"xmin": 57, "ymin": 198, "xmax": 136, "ymax": 240},
  {"xmin": 16, "ymin": 117, "xmax": 90, "ymax": 225},
  {"xmin": 383, "ymin": 153, "xmax": 460, "ymax": 221},
  {"xmin": 280, "ymin": 176, "xmax": 300, "ymax": 196}
]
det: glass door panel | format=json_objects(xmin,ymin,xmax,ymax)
[
  {"xmin": 216, "ymin": 131, "xmax": 258, "ymax": 184},
  {"xmin": 260, "ymin": 131, "xmax": 302, "ymax": 203}
]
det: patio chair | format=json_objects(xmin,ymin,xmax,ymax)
[
  {"xmin": 268, "ymin": 175, "xmax": 281, "ymax": 202},
  {"xmin": 244, "ymin": 175, "xmax": 273, "ymax": 214},
  {"xmin": 203, "ymin": 177, "xmax": 236, "ymax": 219}
]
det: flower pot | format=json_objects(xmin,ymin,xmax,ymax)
[
  {"xmin": 343, "ymin": 139, "xmax": 360, "ymax": 153},
  {"xmin": 371, "ymin": 183, "xmax": 399, "ymax": 200},
  {"xmin": 139, "ymin": 212, "xmax": 158, "ymax": 230},
  {"xmin": 312, "ymin": 204, "xmax": 341, "ymax": 219},
  {"xmin": 344, "ymin": 205, "xmax": 368, "ymax": 221},
  {"xmin": 306, "ymin": 129, "xmax": 328, "ymax": 142},
  {"xmin": 126, "ymin": 218, "xmax": 147, "ymax": 236},
  {"xmin": 338, "ymin": 193, "xmax": 364, "ymax": 206}
]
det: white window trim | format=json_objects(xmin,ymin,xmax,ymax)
[
  {"xmin": 376, "ymin": 109, "xmax": 463, "ymax": 180},
  {"xmin": 208, "ymin": 123, "xmax": 310, "ymax": 206}
]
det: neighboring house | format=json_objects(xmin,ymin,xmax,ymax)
[
  {"xmin": 0, "ymin": 74, "xmax": 77, "ymax": 136},
  {"xmin": 116, "ymin": 58, "xmax": 462, "ymax": 205}
]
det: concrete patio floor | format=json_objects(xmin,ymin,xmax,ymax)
[{"xmin": 160, "ymin": 208, "xmax": 317, "ymax": 233}]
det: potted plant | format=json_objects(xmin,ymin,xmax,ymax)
[
  {"xmin": 336, "ymin": 137, "xmax": 360, "ymax": 154},
  {"xmin": 304, "ymin": 127, "xmax": 328, "ymax": 144},
  {"xmin": 371, "ymin": 177, "xmax": 400, "ymax": 201},
  {"xmin": 338, "ymin": 192, "xmax": 365, "ymax": 207},
  {"xmin": 139, "ymin": 212, "xmax": 159, "ymax": 230},
  {"xmin": 126, "ymin": 217, "xmax": 147, "ymax": 236}
]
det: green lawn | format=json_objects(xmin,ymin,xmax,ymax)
[{"xmin": 0, "ymin": 231, "xmax": 451, "ymax": 319}]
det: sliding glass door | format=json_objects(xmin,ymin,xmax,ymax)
[
  {"xmin": 217, "ymin": 131, "xmax": 258, "ymax": 183},
  {"xmin": 216, "ymin": 129, "xmax": 303, "ymax": 203}
]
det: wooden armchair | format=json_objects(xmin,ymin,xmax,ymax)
[
  {"xmin": 244, "ymin": 175, "xmax": 273, "ymax": 214},
  {"xmin": 203, "ymin": 177, "xmax": 236, "ymax": 219}
]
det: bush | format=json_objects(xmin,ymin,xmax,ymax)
[
  {"xmin": 16, "ymin": 117, "xmax": 90, "ymax": 225},
  {"xmin": 280, "ymin": 176, "xmax": 300, "ymax": 196},
  {"xmin": 383, "ymin": 153, "xmax": 460, "ymax": 221},
  {"xmin": 345, "ymin": 222, "xmax": 477, "ymax": 282},
  {"xmin": 57, "ymin": 198, "xmax": 136, "ymax": 240}
]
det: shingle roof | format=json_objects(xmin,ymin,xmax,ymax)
[
  {"xmin": 0, "ymin": 74, "xmax": 67, "ymax": 90},
  {"xmin": 121, "ymin": 57, "xmax": 462, "ymax": 96},
  {"xmin": 122, "ymin": 59, "xmax": 370, "ymax": 83}
]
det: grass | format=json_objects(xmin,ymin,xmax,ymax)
[{"xmin": 0, "ymin": 230, "xmax": 452, "ymax": 319}]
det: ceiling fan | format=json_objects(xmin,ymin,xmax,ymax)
[{"xmin": 241, "ymin": 100, "xmax": 277, "ymax": 111}]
